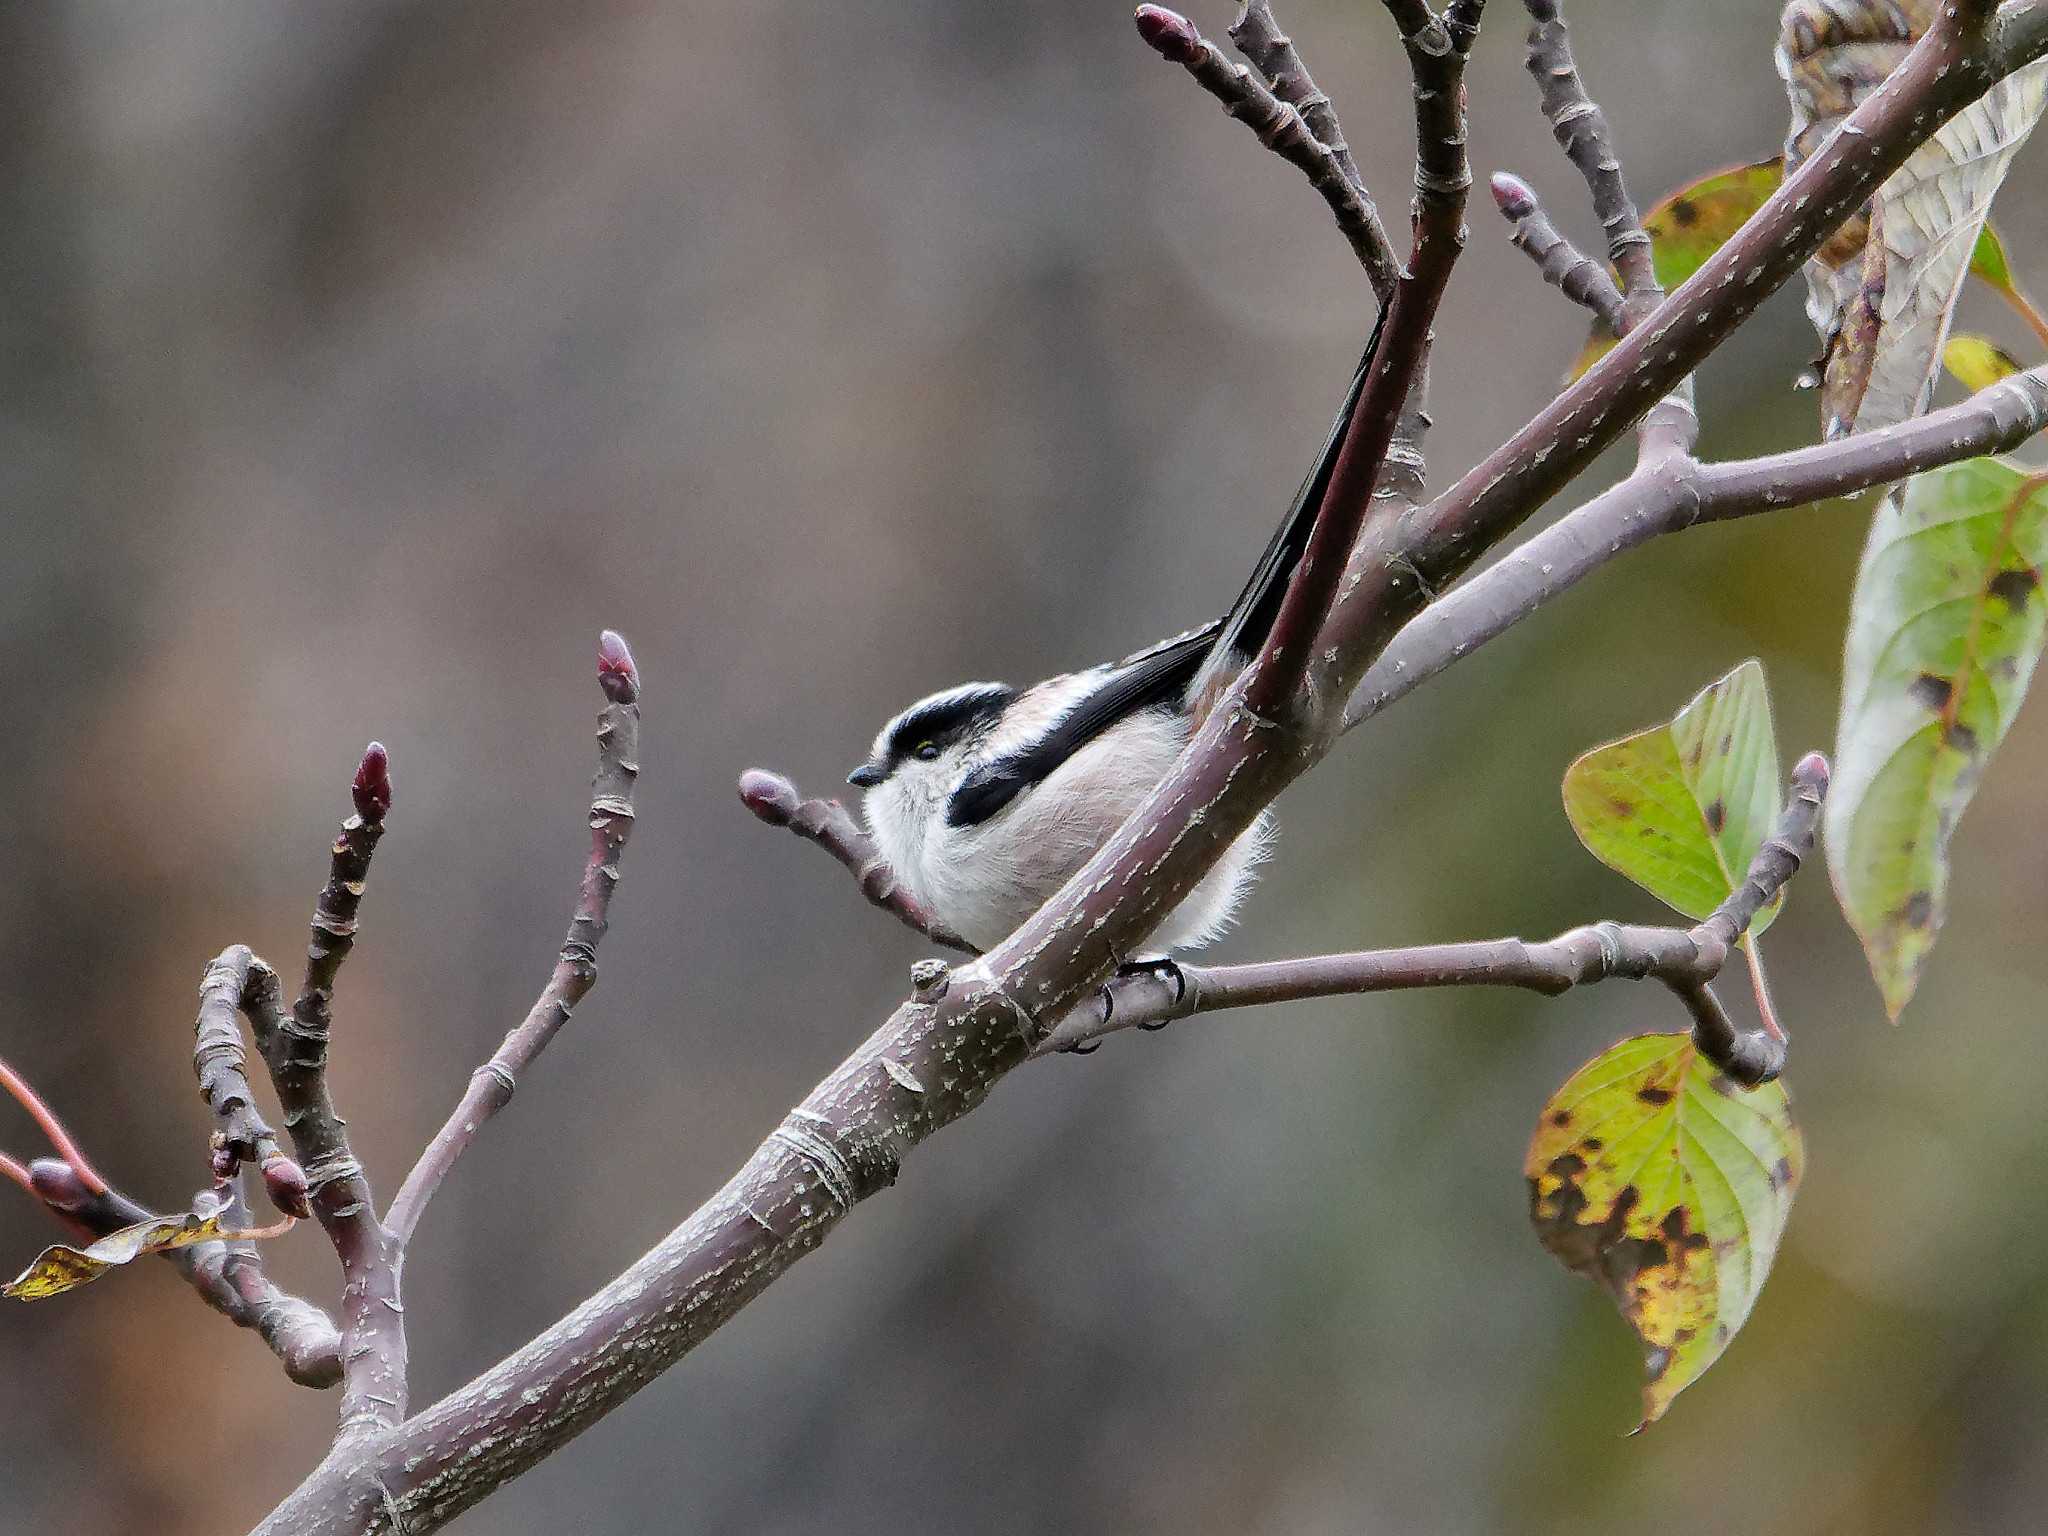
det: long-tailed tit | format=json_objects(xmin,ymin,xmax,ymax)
[{"xmin": 849, "ymin": 329, "xmax": 1377, "ymax": 959}]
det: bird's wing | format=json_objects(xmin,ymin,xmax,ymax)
[{"xmin": 945, "ymin": 630, "xmax": 1214, "ymax": 827}]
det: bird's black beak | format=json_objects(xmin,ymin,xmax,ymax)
[{"xmin": 847, "ymin": 762, "xmax": 888, "ymax": 789}]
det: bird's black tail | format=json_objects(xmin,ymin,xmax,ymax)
[{"xmin": 1185, "ymin": 317, "xmax": 1383, "ymax": 710}]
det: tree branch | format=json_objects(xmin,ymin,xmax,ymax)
[
  {"xmin": 250, "ymin": 10, "xmax": 2048, "ymax": 1533},
  {"xmin": 1133, "ymin": 5, "xmax": 1399, "ymax": 295},
  {"xmin": 1489, "ymin": 170, "xmax": 1626, "ymax": 332},
  {"xmin": 1522, "ymin": 0, "xmax": 1656, "ymax": 319},
  {"xmin": 1225, "ymin": 0, "xmax": 1397, "ymax": 302},
  {"xmin": 1041, "ymin": 752, "xmax": 1827, "ymax": 1082},
  {"xmin": 1346, "ymin": 365, "xmax": 2048, "ymax": 729},
  {"xmin": 738, "ymin": 769, "xmax": 975, "ymax": 953},
  {"xmin": 386, "ymin": 632, "xmax": 643, "ymax": 1249},
  {"xmin": 1251, "ymin": 0, "xmax": 1480, "ymax": 717},
  {"xmin": 4, "ymin": 1052, "xmax": 343, "ymax": 1387}
]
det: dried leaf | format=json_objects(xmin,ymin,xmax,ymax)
[
  {"xmin": 3, "ymin": 1204, "xmax": 292, "ymax": 1300},
  {"xmin": 1528, "ymin": 1032, "xmax": 1802, "ymax": 1426},
  {"xmin": 1561, "ymin": 660, "xmax": 1784, "ymax": 932},
  {"xmin": 1943, "ymin": 334, "xmax": 2025, "ymax": 393},
  {"xmin": 1828, "ymin": 458, "xmax": 2048, "ymax": 1017},
  {"xmin": 1779, "ymin": 0, "xmax": 2048, "ymax": 436}
]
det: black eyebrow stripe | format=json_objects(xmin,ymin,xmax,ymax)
[{"xmin": 885, "ymin": 685, "xmax": 1015, "ymax": 759}]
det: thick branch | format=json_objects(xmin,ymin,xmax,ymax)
[
  {"xmin": 1347, "ymin": 365, "xmax": 2048, "ymax": 728},
  {"xmin": 1134, "ymin": 5, "xmax": 1398, "ymax": 294},
  {"xmin": 254, "ymin": 11, "xmax": 2048, "ymax": 1534},
  {"xmin": 387, "ymin": 632, "xmax": 643, "ymax": 1249},
  {"xmin": 738, "ymin": 769, "xmax": 975, "ymax": 953}
]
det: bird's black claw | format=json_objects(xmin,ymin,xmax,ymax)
[{"xmin": 1115, "ymin": 955, "xmax": 1187, "ymax": 1022}]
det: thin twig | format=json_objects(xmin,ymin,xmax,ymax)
[
  {"xmin": 1, "ymin": 1071, "xmax": 343, "ymax": 1388},
  {"xmin": 1042, "ymin": 753, "xmax": 1827, "ymax": 1081},
  {"xmin": 0, "ymin": 1053, "xmax": 107, "ymax": 1195},
  {"xmin": 738, "ymin": 769, "xmax": 975, "ymax": 954},
  {"xmin": 1226, "ymin": 0, "xmax": 1396, "ymax": 302},
  {"xmin": 1489, "ymin": 170, "xmax": 1626, "ymax": 332},
  {"xmin": 387, "ymin": 631, "xmax": 643, "ymax": 1249},
  {"xmin": 1134, "ymin": 6, "xmax": 1399, "ymax": 294},
  {"xmin": 1523, "ymin": 0, "xmax": 1656, "ymax": 317}
]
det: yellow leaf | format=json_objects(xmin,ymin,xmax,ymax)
[{"xmin": 3, "ymin": 1206, "xmax": 293, "ymax": 1300}]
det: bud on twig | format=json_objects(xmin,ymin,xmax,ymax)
[
  {"xmin": 737, "ymin": 768, "xmax": 800, "ymax": 827},
  {"xmin": 597, "ymin": 629, "xmax": 641, "ymax": 705},
  {"xmin": 1490, "ymin": 171, "xmax": 1537, "ymax": 221},
  {"xmin": 28, "ymin": 1158, "xmax": 93, "ymax": 1214},
  {"xmin": 1134, "ymin": 5, "xmax": 1200, "ymax": 64},
  {"xmin": 352, "ymin": 741, "xmax": 393, "ymax": 823},
  {"xmin": 262, "ymin": 1154, "xmax": 313, "ymax": 1219}
]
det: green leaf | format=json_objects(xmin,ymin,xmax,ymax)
[
  {"xmin": 1828, "ymin": 458, "xmax": 2048, "ymax": 1018},
  {"xmin": 1562, "ymin": 660, "xmax": 1784, "ymax": 931},
  {"xmin": 1972, "ymin": 224, "xmax": 2014, "ymax": 293},
  {"xmin": 1943, "ymin": 334, "xmax": 2025, "ymax": 394},
  {"xmin": 1528, "ymin": 1032, "xmax": 1802, "ymax": 1427}
]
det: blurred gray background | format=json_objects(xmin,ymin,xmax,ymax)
[{"xmin": 3, "ymin": 2, "xmax": 2047, "ymax": 1532}]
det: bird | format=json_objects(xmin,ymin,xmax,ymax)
[{"xmin": 847, "ymin": 325, "xmax": 1379, "ymax": 961}]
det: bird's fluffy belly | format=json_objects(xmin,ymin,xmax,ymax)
[{"xmin": 898, "ymin": 711, "xmax": 1269, "ymax": 953}]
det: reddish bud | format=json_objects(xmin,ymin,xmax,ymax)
[
  {"xmin": 261, "ymin": 1154, "xmax": 313, "ymax": 1218},
  {"xmin": 352, "ymin": 741, "xmax": 393, "ymax": 823},
  {"xmin": 1134, "ymin": 5, "xmax": 1199, "ymax": 63},
  {"xmin": 737, "ymin": 768, "xmax": 799, "ymax": 826},
  {"xmin": 28, "ymin": 1158, "xmax": 93, "ymax": 1214},
  {"xmin": 1794, "ymin": 751, "xmax": 1831, "ymax": 793},
  {"xmin": 1490, "ymin": 172, "xmax": 1537, "ymax": 222},
  {"xmin": 597, "ymin": 629, "xmax": 640, "ymax": 705}
]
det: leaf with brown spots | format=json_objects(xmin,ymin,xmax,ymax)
[
  {"xmin": 1528, "ymin": 1032, "xmax": 1802, "ymax": 1426},
  {"xmin": 2, "ymin": 1200, "xmax": 292, "ymax": 1300},
  {"xmin": 1562, "ymin": 660, "xmax": 1785, "ymax": 933},
  {"xmin": 1829, "ymin": 458, "xmax": 2048, "ymax": 1018}
]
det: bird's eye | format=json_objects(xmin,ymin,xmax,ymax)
[{"xmin": 913, "ymin": 741, "xmax": 941, "ymax": 762}]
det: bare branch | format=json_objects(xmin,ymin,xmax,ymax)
[
  {"xmin": 1522, "ymin": 0, "xmax": 1656, "ymax": 318},
  {"xmin": 738, "ymin": 769, "xmax": 975, "ymax": 953},
  {"xmin": 1346, "ymin": 366, "xmax": 2048, "ymax": 730},
  {"xmin": 0, "ymin": 1053, "xmax": 108, "ymax": 1195},
  {"xmin": 1490, "ymin": 170, "xmax": 1626, "ymax": 331},
  {"xmin": 1043, "ymin": 754, "xmax": 1826, "ymax": 1081},
  {"xmin": 387, "ymin": 631, "xmax": 643, "ymax": 1249},
  {"xmin": 3, "ymin": 1052, "xmax": 343, "ymax": 1388},
  {"xmin": 1226, "ymin": 0, "xmax": 1396, "ymax": 300},
  {"xmin": 1133, "ymin": 5, "xmax": 1399, "ymax": 295}
]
